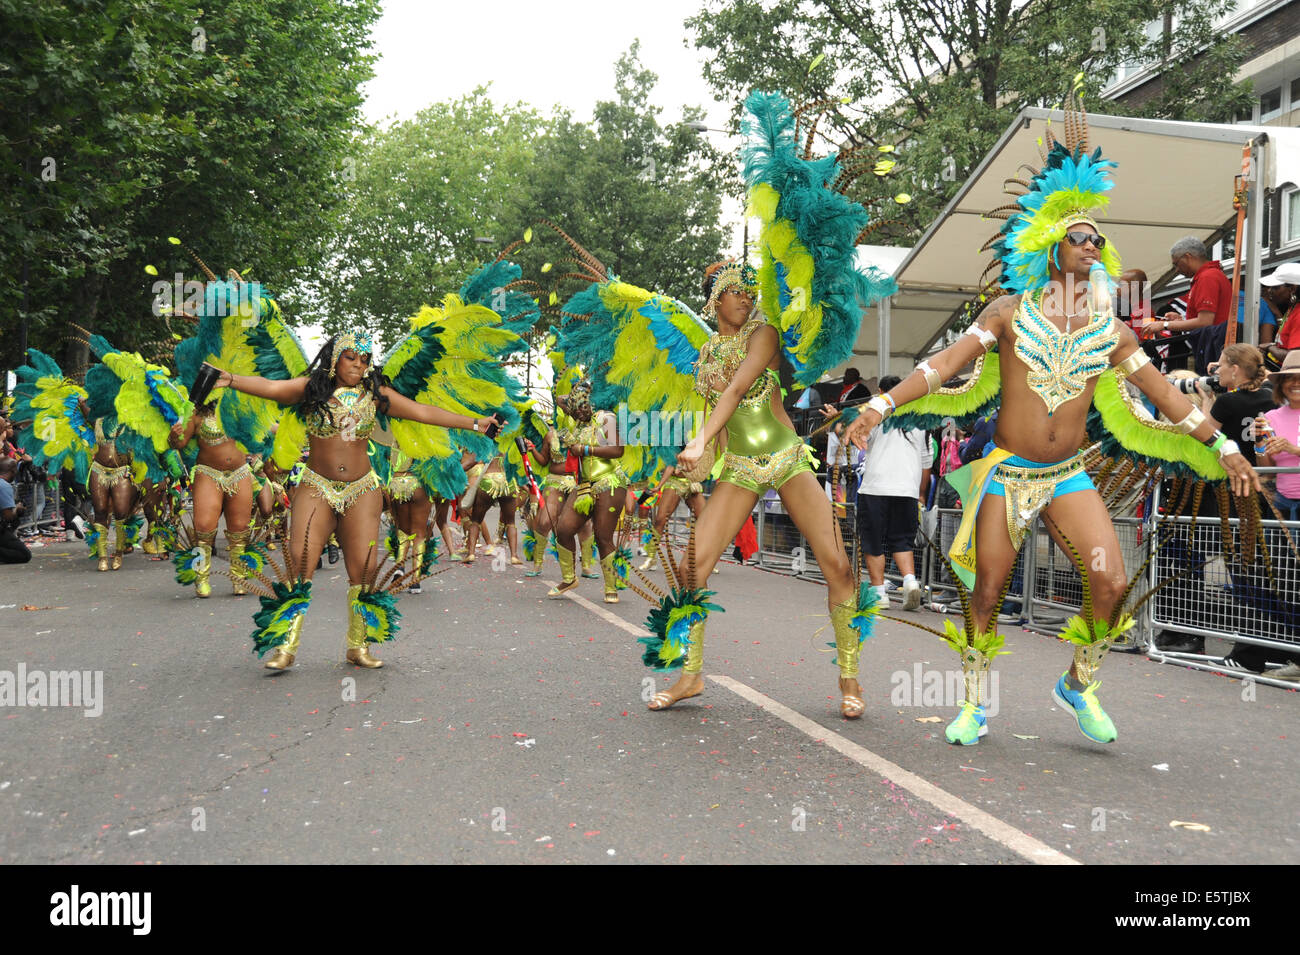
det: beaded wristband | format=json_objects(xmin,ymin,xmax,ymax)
[{"xmin": 867, "ymin": 395, "xmax": 894, "ymax": 420}]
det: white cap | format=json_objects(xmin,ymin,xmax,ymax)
[{"xmin": 1261, "ymin": 262, "xmax": 1300, "ymax": 286}]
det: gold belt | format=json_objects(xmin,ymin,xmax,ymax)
[
  {"xmin": 192, "ymin": 462, "xmax": 254, "ymax": 496},
  {"xmin": 91, "ymin": 461, "xmax": 133, "ymax": 489},
  {"xmin": 479, "ymin": 472, "xmax": 517, "ymax": 498},
  {"xmin": 388, "ymin": 472, "xmax": 422, "ymax": 502},
  {"xmin": 664, "ymin": 475, "xmax": 704, "ymax": 497},
  {"xmin": 299, "ymin": 467, "xmax": 382, "ymax": 513},
  {"xmin": 542, "ymin": 473, "xmax": 576, "ymax": 493},
  {"xmin": 993, "ymin": 452, "xmax": 1088, "ymax": 551},
  {"xmin": 722, "ymin": 441, "xmax": 813, "ymax": 491}
]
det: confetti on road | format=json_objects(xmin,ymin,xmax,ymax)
[{"xmin": 1170, "ymin": 820, "xmax": 1211, "ymax": 832}]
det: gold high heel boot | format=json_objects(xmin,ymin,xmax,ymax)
[
  {"xmin": 111, "ymin": 521, "xmax": 125, "ymax": 570},
  {"xmin": 647, "ymin": 618, "xmax": 706, "ymax": 710},
  {"xmin": 396, "ymin": 530, "xmax": 415, "ymax": 567},
  {"xmin": 94, "ymin": 523, "xmax": 110, "ymax": 572},
  {"xmin": 410, "ymin": 538, "xmax": 427, "ymax": 591},
  {"xmin": 547, "ymin": 544, "xmax": 578, "ymax": 597},
  {"xmin": 344, "ymin": 584, "xmax": 384, "ymax": 668},
  {"xmin": 831, "ymin": 601, "xmax": 865, "ymax": 719},
  {"xmin": 226, "ymin": 529, "xmax": 250, "ymax": 595},
  {"xmin": 600, "ymin": 552, "xmax": 621, "ymax": 603},
  {"xmin": 264, "ymin": 614, "xmax": 304, "ymax": 671},
  {"xmin": 194, "ymin": 530, "xmax": 216, "ymax": 598}
]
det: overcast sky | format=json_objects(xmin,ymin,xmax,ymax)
[{"xmin": 297, "ymin": 0, "xmax": 747, "ymax": 358}]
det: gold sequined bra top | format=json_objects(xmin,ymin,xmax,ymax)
[
  {"xmin": 1012, "ymin": 290, "xmax": 1119, "ymax": 416},
  {"xmin": 693, "ymin": 317, "xmax": 778, "ymax": 409},
  {"xmin": 196, "ymin": 411, "xmax": 230, "ymax": 448},
  {"xmin": 304, "ymin": 387, "xmax": 378, "ymax": 440}
]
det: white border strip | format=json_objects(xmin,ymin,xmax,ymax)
[{"xmin": 565, "ymin": 591, "xmax": 1081, "ymax": 866}]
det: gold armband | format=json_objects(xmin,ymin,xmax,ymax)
[
  {"xmin": 916, "ymin": 361, "xmax": 942, "ymax": 394},
  {"xmin": 1115, "ymin": 349, "xmax": 1150, "ymax": 376},
  {"xmin": 963, "ymin": 325, "xmax": 997, "ymax": 351},
  {"xmin": 1173, "ymin": 407, "xmax": 1206, "ymax": 435}
]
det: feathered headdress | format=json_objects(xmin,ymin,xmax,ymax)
[
  {"xmin": 702, "ymin": 261, "xmax": 758, "ymax": 318},
  {"xmin": 981, "ymin": 94, "xmax": 1122, "ymax": 296}
]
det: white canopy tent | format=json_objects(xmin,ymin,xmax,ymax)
[{"xmin": 831, "ymin": 108, "xmax": 1300, "ymax": 384}]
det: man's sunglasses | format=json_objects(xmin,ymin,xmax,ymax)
[{"xmin": 1063, "ymin": 231, "xmax": 1106, "ymax": 250}]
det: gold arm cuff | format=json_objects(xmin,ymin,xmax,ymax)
[
  {"xmin": 964, "ymin": 325, "xmax": 997, "ymax": 351},
  {"xmin": 1173, "ymin": 407, "xmax": 1206, "ymax": 435},
  {"xmin": 1115, "ymin": 349, "xmax": 1151, "ymax": 376},
  {"xmin": 917, "ymin": 361, "xmax": 942, "ymax": 394}
]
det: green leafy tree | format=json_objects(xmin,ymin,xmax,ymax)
[
  {"xmin": 1, "ymin": 0, "xmax": 379, "ymax": 375},
  {"xmin": 686, "ymin": 0, "xmax": 1252, "ymax": 237},
  {"xmin": 309, "ymin": 89, "xmax": 544, "ymax": 347},
  {"xmin": 499, "ymin": 43, "xmax": 733, "ymax": 320}
]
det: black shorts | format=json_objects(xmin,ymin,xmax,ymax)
[{"xmin": 856, "ymin": 494, "xmax": 918, "ymax": 557}]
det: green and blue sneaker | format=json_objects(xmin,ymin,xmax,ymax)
[
  {"xmin": 1052, "ymin": 673, "xmax": 1117, "ymax": 743},
  {"xmin": 945, "ymin": 701, "xmax": 988, "ymax": 745}
]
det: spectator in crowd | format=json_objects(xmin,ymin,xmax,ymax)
[
  {"xmin": 1262, "ymin": 263, "xmax": 1300, "ymax": 368},
  {"xmin": 855, "ymin": 375, "xmax": 931, "ymax": 610},
  {"xmin": 1117, "ymin": 268, "xmax": 1152, "ymax": 335},
  {"xmin": 1145, "ymin": 237, "xmax": 1232, "ymax": 374},
  {"xmin": 0, "ymin": 458, "xmax": 31, "ymax": 564},
  {"xmin": 818, "ymin": 367, "xmax": 872, "ymax": 420},
  {"xmin": 1237, "ymin": 287, "xmax": 1278, "ymax": 348}
]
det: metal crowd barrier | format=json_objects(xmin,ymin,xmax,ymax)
[
  {"xmin": 645, "ymin": 456, "xmax": 1300, "ymax": 687},
  {"xmin": 13, "ymin": 475, "xmax": 62, "ymax": 535}
]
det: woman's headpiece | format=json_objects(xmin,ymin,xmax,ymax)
[
  {"xmin": 981, "ymin": 95, "xmax": 1122, "ymax": 295},
  {"xmin": 703, "ymin": 261, "xmax": 758, "ymax": 318},
  {"xmin": 332, "ymin": 330, "xmax": 374, "ymax": 370}
]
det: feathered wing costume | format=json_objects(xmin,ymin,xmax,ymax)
[
  {"xmin": 171, "ymin": 266, "xmax": 307, "ymax": 596},
  {"xmin": 565, "ymin": 91, "xmax": 896, "ymax": 681},
  {"xmin": 879, "ymin": 99, "xmax": 1260, "ymax": 728},
  {"xmin": 246, "ymin": 282, "xmax": 530, "ymax": 663},
  {"xmin": 12, "ymin": 350, "xmax": 96, "ymax": 488}
]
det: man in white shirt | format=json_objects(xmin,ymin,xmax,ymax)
[{"xmin": 855, "ymin": 376, "xmax": 931, "ymax": 609}]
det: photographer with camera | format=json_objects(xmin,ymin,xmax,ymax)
[
  {"xmin": 0, "ymin": 458, "xmax": 32, "ymax": 564},
  {"xmin": 1200, "ymin": 344, "xmax": 1273, "ymax": 468}
]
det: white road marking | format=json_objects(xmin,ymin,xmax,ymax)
[{"xmin": 565, "ymin": 589, "xmax": 1081, "ymax": 866}]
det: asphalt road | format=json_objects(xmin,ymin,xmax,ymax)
[{"xmin": 1, "ymin": 536, "xmax": 1295, "ymax": 864}]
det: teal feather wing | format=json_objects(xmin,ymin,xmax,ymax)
[{"xmin": 742, "ymin": 90, "xmax": 896, "ymax": 389}]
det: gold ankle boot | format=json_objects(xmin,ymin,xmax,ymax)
[
  {"xmin": 396, "ymin": 530, "xmax": 415, "ymax": 567},
  {"xmin": 831, "ymin": 600, "xmax": 864, "ymax": 719},
  {"xmin": 264, "ymin": 614, "xmax": 304, "ymax": 671},
  {"xmin": 94, "ymin": 523, "xmax": 110, "ymax": 572},
  {"xmin": 684, "ymin": 618, "xmax": 706, "ymax": 674},
  {"xmin": 600, "ymin": 552, "xmax": 621, "ymax": 603},
  {"xmin": 345, "ymin": 585, "xmax": 384, "ymax": 668},
  {"xmin": 226, "ymin": 529, "xmax": 250, "ymax": 595},
  {"xmin": 547, "ymin": 544, "xmax": 578, "ymax": 597},
  {"xmin": 111, "ymin": 522, "xmax": 125, "ymax": 570},
  {"xmin": 194, "ymin": 531, "xmax": 216, "ymax": 598}
]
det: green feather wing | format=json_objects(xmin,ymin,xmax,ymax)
[
  {"xmin": 1088, "ymin": 369, "xmax": 1225, "ymax": 480},
  {"xmin": 12, "ymin": 352, "xmax": 95, "ymax": 484},
  {"xmin": 742, "ymin": 91, "xmax": 896, "ymax": 388},
  {"xmin": 885, "ymin": 354, "xmax": 1002, "ymax": 433}
]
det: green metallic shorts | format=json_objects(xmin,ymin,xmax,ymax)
[{"xmin": 719, "ymin": 442, "xmax": 816, "ymax": 495}]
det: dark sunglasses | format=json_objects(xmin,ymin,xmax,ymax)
[{"xmin": 1063, "ymin": 231, "xmax": 1106, "ymax": 250}]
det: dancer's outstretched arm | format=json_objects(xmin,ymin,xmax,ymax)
[
  {"xmin": 217, "ymin": 370, "xmax": 310, "ymax": 405},
  {"xmin": 844, "ymin": 296, "xmax": 1014, "ymax": 450},
  {"xmin": 1110, "ymin": 325, "xmax": 1260, "ymax": 497},
  {"xmin": 376, "ymin": 387, "xmax": 498, "ymax": 434}
]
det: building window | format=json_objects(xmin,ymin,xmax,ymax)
[
  {"xmin": 1260, "ymin": 87, "xmax": 1282, "ymax": 121},
  {"xmin": 1291, "ymin": 77, "xmax": 1300, "ymax": 111},
  {"xmin": 1286, "ymin": 188, "xmax": 1300, "ymax": 247}
]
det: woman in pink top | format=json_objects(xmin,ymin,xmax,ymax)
[{"xmin": 1258, "ymin": 351, "xmax": 1300, "ymax": 520}]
